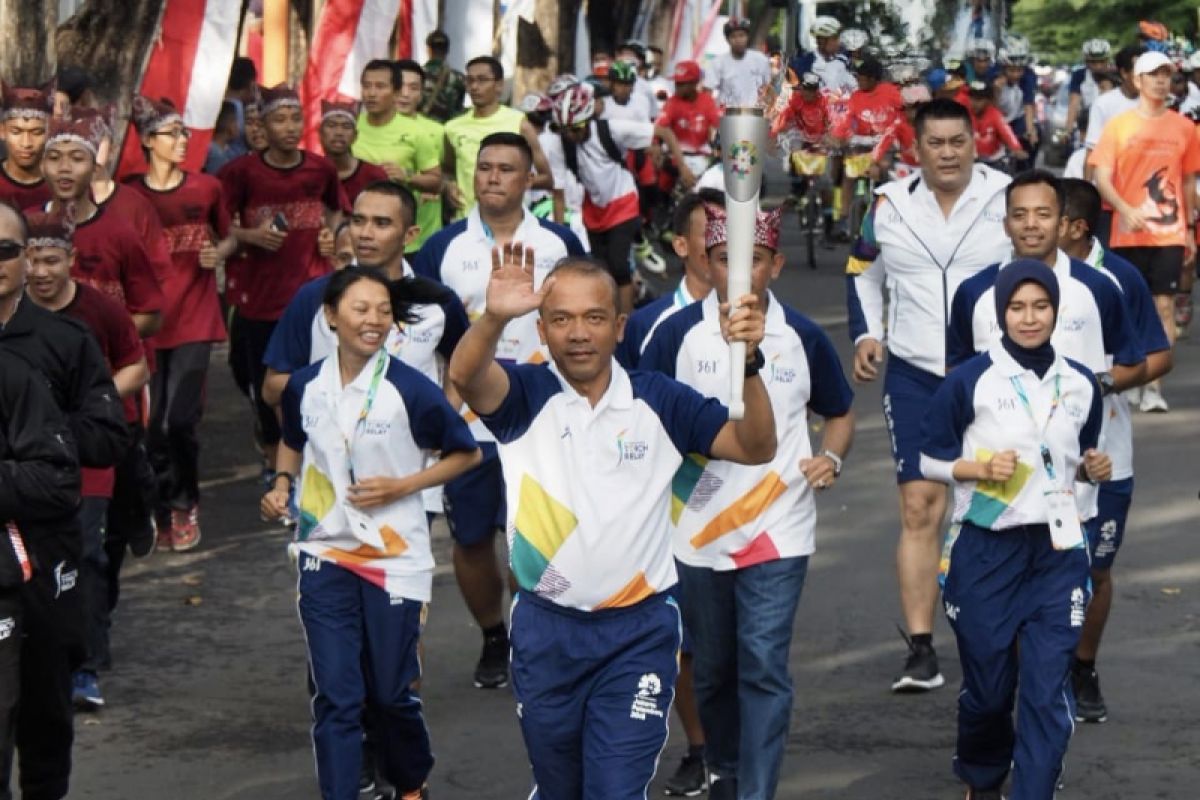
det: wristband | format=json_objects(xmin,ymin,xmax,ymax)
[
  {"xmin": 271, "ymin": 471, "xmax": 295, "ymax": 492},
  {"xmin": 744, "ymin": 348, "xmax": 765, "ymax": 378},
  {"xmin": 820, "ymin": 449, "xmax": 843, "ymax": 476}
]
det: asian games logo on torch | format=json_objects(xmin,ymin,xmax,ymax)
[{"xmin": 726, "ymin": 140, "xmax": 759, "ymax": 179}]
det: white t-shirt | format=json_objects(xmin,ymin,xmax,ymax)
[
  {"xmin": 705, "ymin": 49, "xmax": 772, "ymax": 107},
  {"xmin": 1084, "ymin": 88, "xmax": 1139, "ymax": 149},
  {"xmin": 602, "ymin": 91, "xmax": 655, "ymax": 123}
]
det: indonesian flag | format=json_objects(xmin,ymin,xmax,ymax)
[
  {"xmin": 299, "ymin": 0, "xmax": 402, "ymax": 153},
  {"xmin": 115, "ymin": 0, "xmax": 242, "ymax": 178}
]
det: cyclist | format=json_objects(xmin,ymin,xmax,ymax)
[
  {"xmin": 995, "ymin": 37, "xmax": 1039, "ymax": 171},
  {"xmin": 871, "ymin": 83, "xmax": 930, "ymax": 182},
  {"xmin": 832, "ymin": 56, "xmax": 903, "ymax": 238},
  {"xmin": 1065, "ymin": 39, "xmax": 1113, "ymax": 137},
  {"xmin": 791, "ymin": 17, "xmax": 857, "ymax": 96},
  {"xmin": 656, "ymin": 60, "xmax": 721, "ymax": 196},
  {"xmin": 959, "ymin": 79, "xmax": 1028, "ymax": 170},
  {"xmin": 963, "ymin": 37, "xmax": 996, "ymax": 83}
]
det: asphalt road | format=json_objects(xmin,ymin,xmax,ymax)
[{"xmin": 67, "ymin": 218, "xmax": 1200, "ymax": 799}]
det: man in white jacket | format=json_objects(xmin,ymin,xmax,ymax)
[{"xmin": 845, "ymin": 98, "xmax": 1010, "ymax": 693}]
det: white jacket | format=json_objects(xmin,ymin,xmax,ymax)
[{"xmin": 846, "ymin": 165, "xmax": 1011, "ymax": 376}]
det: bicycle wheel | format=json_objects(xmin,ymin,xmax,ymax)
[{"xmin": 804, "ymin": 184, "xmax": 819, "ymax": 269}]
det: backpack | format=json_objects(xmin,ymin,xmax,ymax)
[{"xmin": 562, "ymin": 118, "xmax": 647, "ymax": 179}]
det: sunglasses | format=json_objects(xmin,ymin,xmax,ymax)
[{"xmin": 0, "ymin": 240, "xmax": 25, "ymax": 260}]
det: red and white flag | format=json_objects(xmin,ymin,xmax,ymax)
[
  {"xmin": 299, "ymin": 0, "xmax": 402, "ymax": 152},
  {"xmin": 116, "ymin": 0, "xmax": 242, "ymax": 178}
]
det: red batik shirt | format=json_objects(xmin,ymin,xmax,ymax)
[
  {"xmin": 125, "ymin": 172, "xmax": 231, "ymax": 348},
  {"xmin": 340, "ymin": 160, "xmax": 389, "ymax": 206},
  {"xmin": 66, "ymin": 204, "xmax": 165, "ymax": 317},
  {"xmin": 218, "ymin": 151, "xmax": 348, "ymax": 321},
  {"xmin": 0, "ymin": 163, "xmax": 51, "ymax": 210}
]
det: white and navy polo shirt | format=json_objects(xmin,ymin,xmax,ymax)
[
  {"xmin": 946, "ymin": 249, "xmax": 1143, "ymax": 377},
  {"xmin": 615, "ymin": 280, "xmax": 698, "ymax": 369},
  {"xmin": 920, "ymin": 342, "xmax": 1103, "ymax": 531},
  {"xmin": 263, "ymin": 264, "xmax": 469, "ymax": 386},
  {"xmin": 640, "ymin": 291, "xmax": 854, "ymax": 570},
  {"xmin": 1083, "ymin": 240, "xmax": 1171, "ymax": 481},
  {"xmin": 479, "ymin": 359, "xmax": 729, "ymax": 612},
  {"xmin": 411, "ymin": 206, "xmax": 584, "ymax": 442},
  {"xmin": 280, "ymin": 349, "xmax": 477, "ymax": 601}
]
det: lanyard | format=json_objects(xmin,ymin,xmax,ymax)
[
  {"xmin": 673, "ymin": 283, "xmax": 689, "ymax": 309},
  {"xmin": 344, "ymin": 351, "xmax": 388, "ymax": 484},
  {"xmin": 1008, "ymin": 372, "xmax": 1061, "ymax": 481}
]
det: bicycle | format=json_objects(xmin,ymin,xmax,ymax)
[
  {"xmin": 788, "ymin": 147, "xmax": 831, "ymax": 270},
  {"xmin": 843, "ymin": 142, "xmax": 877, "ymax": 247}
]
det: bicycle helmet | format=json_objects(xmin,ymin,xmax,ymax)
[
  {"xmin": 809, "ymin": 16, "xmax": 841, "ymax": 39},
  {"xmin": 968, "ymin": 38, "xmax": 995, "ymax": 59},
  {"xmin": 723, "ymin": 17, "xmax": 752, "ymax": 38},
  {"xmin": 547, "ymin": 73, "xmax": 580, "ymax": 100},
  {"xmin": 518, "ymin": 93, "xmax": 550, "ymax": 114},
  {"xmin": 551, "ymin": 82, "xmax": 595, "ymax": 127},
  {"xmin": 1000, "ymin": 40, "xmax": 1033, "ymax": 67},
  {"xmin": 841, "ymin": 28, "xmax": 868, "ymax": 52},
  {"xmin": 1138, "ymin": 21, "xmax": 1169, "ymax": 42},
  {"xmin": 1081, "ymin": 38, "xmax": 1111, "ymax": 60},
  {"xmin": 799, "ymin": 71, "xmax": 822, "ymax": 90},
  {"xmin": 608, "ymin": 61, "xmax": 637, "ymax": 84}
]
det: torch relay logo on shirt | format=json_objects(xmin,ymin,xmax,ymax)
[{"xmin": 615, "ymin": 429, "xmax": 648, "ymax": 466}]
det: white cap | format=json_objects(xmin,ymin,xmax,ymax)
[{"xmin": 1134, "ymin": 51, "xmax": 1173, "ymax": 75}]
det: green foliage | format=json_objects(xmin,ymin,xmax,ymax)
[{"xmin": 1012, "ymin": 0, "xmax": 1198, "ymax": 64}]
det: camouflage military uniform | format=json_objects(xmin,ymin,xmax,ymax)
[{"xmin": 421, "ymin": 59, "xmax": 466, "ymax": 123}]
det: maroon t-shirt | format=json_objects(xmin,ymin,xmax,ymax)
[
  {"xmin": 340, "ymin": 160, "xmax": 389, "ymax": 206},
  {"xmin": 65, "ymin": 204, "xmax": 166, "ymax": 317},
  {"xmin": 59, "ymin": 282, "xmax": 145, "ymax": 497},
  {"xmin": 99, "ymin": 183, "xmax": 174, "ymax": 286},
  {"xmin": 218, "ymin": 151, "xmax": 348, "ymax": 321},
  {"xmin": 0, "ymin": 162, "xmax": 51, "ymax": 210},
  {"xmin": 125, "ymin": 172, "xmax": 231, "ymax": 349}
]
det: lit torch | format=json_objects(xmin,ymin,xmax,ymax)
[{"xmin": 719, "ymin": 107, "xmax": 767, "ymax": 420}]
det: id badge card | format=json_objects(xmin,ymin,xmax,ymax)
[
  {"xmin": 1044, "ymin": 489, "xmax": 1084, "ymax": 550},
  {"xmin": 343, "ymin": 503, "xmax": 385, "ymax": 550}
]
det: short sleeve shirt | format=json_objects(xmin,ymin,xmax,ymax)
[
  {"xmin": 656, "ymin": 93, "xmax": 721, "ymax": 153},
  {"xmin": 68, "ymin": 204, "xmax": 165, "ymax": 316},
  {"xmin": 443, "ymin": 105, "xmax": 525, "ymax": 217},
  {"xmin": 1088, "ymin": 108, "xmax": 1200, "ymax": 248},
  {"xmin": 218, "ymin": 151, "xmax": 349, "ymax": 320},
  {"xmin": 480, "ymin": 360, "xmax": 728, "ymax": 611},
  {"xmin": 124, "ymin": 172, "xmax": 231, "ymax": 348},
  {"xmin": 706, "ymin": 49, "xmax": 772, "ymax": 107}
]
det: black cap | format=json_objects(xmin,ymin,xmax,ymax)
[
  {"xmin": 967, "ymin": 79, "xmax": 993, "ymax": 96},
  {"xmin": 854, "ymin": 56, "xmax": 884, "ymax": 81}
]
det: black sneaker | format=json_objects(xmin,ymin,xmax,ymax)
[
  {"xmin": 1072, "ymin": 665, "xmax": 1108, "ymax": 723},
  {"xmin": 663, "ymin": 754, "xmax": 707, "ymax": 796},
  {"xmin": 891, "ymin": 629, "xmax": 945, "ymax": 693},
  {"xmin": 473, "ymin": 631, "xmax": 509, "ymax": 689},
  {"xmin": 359, "ymin": 741, "xmax": 376, "ymax": 795}
]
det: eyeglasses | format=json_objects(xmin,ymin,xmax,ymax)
[
  {"xmin": 0, "ymin": 240, "xmax": 25, "ymax": 260},
  {"xmin": 154, "ymin": 128, "xmax": 192, "ymax": 140}
]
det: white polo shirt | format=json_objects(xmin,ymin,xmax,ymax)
[
  {"xmin": 846, "ymin": 164, "xmax": 1011, "ymax": 376},
  {"xmin": 640, "ymin": 291, "xmax": 854, "ymax": 570},
  {"xmin": 616, "ymin": 280, "xmax": 697, "ymax": 368},
  {"xmin": 411, "ymin": 206, "xmax": 585, "ymax": 441},
  {"xmin": 479, "ymin": 359, "xmax": 729, "ymax": 611},
  {"xmin": 920, "ymin": 342, "xmax": 1103, "ymax": 530},
  {"xmin": 281, "ymin": 348, "xmax": 477, "ymax": 601}
]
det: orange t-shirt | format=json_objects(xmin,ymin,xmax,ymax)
[{"xmin": 1088, "ymin": 108, "xmax": 1200, "ymax": 248}]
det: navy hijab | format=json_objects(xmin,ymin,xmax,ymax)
[{"xmin": 995, "ymin": 258, "xmax": 1060, "ymax": 378}]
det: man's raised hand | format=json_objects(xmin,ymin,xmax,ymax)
[{"xmin": 484, "ymin": 242, "xmax": 554, "ymax": 322}]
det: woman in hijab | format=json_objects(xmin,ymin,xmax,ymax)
[{"xmin": 919, "ymin": 258, "xmax": 1112, "ymax": 800}]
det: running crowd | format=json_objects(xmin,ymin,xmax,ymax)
[{"xmin": 0, "ymin": 15, "xmax": 1197, "ymax": 800}]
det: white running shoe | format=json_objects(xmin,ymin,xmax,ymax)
[
  {"xmin": 1139, "ymin": 384, "xmax": 1168, "ymax": 413},
  {"xmin": 1123, "ymin": 385, "xmax": 1141, "ymax": 406}
]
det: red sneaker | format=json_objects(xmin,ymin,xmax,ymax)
[{"xmin": 170, "ymin": 506, "xmax": 201, "ymax": 552}]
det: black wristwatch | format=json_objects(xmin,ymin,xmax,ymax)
[
  {"xmin": 1096, "ymin": 372, "xmax": 1116, "ymax": 397},
  {"xmin": 270, "ymin": 471, "xmax": 295, "ymax": 492},
  {"xmin": 744, "ymin": 349, "xmax": 765, "ymax": 378}
]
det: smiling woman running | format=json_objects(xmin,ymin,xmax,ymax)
[
  {"xmin": 920, "ymin": 259, "xmax": 1112, "ymax": 800},
  {"xmin": 261, "ymin": 266, "xmax": 479, "ymax": 800}
]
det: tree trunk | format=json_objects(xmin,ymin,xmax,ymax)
[
  {"xmin": 513, "ymin": 0, "xmax": 561, "ymax": 100},
  {"xmin": 56, "ymin": 0, "xmax": 168, "ymax": 171},
  {"xmin": 0, "ymin": 1, "xmax": 60, "ymax": 85}
]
